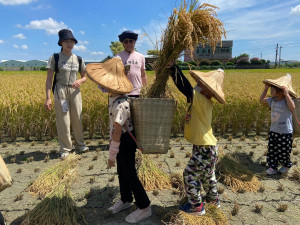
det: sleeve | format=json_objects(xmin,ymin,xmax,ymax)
[
  {"xmin": 141, "ymin": 55, "xmax": 146, "ymax": 70},
  {"xmin": 267, "ymin": 97, "xmax": 273, "ymax": 107},
  {"xmin": 170, "ymin": 64, "xmax": 193, "ymax": 103},
  {"xmin": 81, "ymin": 58, "xmax": 86, "ymax": 72},
  {"xmin": 46, "ymin": 55, "xmax": 54, "ymax": 70},
  {"xmin": 112, "ymin": 101, "xmax": 131, "ymax": 126}
]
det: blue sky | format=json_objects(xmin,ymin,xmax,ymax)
[{"xmin": 0, "ymin": 0, "xmax": 300, "ymax": 62}]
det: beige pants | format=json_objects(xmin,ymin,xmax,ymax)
[{"xmin": 54, "ymin": 84, "xmax": 85, "ymax": 152}]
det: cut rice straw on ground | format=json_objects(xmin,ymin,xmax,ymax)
[
  {"xmin": 27, "ymin": 153, "xmax": 80, "ymax": 198},
  {"xmin": 289, "ymin": 166, "xmax": 300, "ymax": 182},
  {"xmin": 138, "ymin": 155, "xmax": 172, "ymax": 191},
  {"xmin": 163, "ymin": 204, "xmax": 228, "ymax": 225},
  {"xmin": 147, "ymin": 0, "xmax": 225, "ymax": 98},
  {"xmin": 217, "ymin": 154, "xmax": 262, "ymax": 193},
  {"xmin": 21, "ymin": 178, "xmax": 86, "ymax": 225}
]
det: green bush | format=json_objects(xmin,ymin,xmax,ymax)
[
  {"xmin": 0, "ymin": 67, "xmax": 3, "ymax": 71},
  {"xmin": 211, "ymin": 60, "xmax": 222, "ymax": 66},
  {"xmin": 199, "ymin": 59, "xmax": 211, "ymax": 66}
]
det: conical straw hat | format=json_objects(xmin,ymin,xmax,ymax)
[
  {"xmin": 86, "ymin": 57, "xmax": 133, "ymax": 94},
  {"xmin": 263, "ymin": 73, "xmax": 297, "ymax": 98},
  {"xmin": 189, "ymin": 69, "xmax": 225, "ymax": 104}
]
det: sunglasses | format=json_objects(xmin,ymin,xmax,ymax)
[{"xmin": 123, "ymin": 39, "xmax": 134, "ymax": 44}]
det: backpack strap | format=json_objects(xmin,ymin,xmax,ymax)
[
  {"xmin": 52, "ymin": 53, "xmax": 59, "ymax": 94},
  {"xmin": 77, "ymin": 55, "xmax": 82, "ymax": 73}
]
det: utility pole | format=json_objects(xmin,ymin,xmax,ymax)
[
  {"xmin": 279, "ymin": 46, "xmax": 282, "ymax": 68},
  {"xmin": 275, "ymin": 43, "xmax": 278, "ymax": 69},
  {"xmin": 261, "ymin": 52, "xmax": 262, "ymax": 59}
]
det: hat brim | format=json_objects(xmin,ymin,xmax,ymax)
[
  {"xmin": 86, "ymin": 61, "xmax": 133, "ymax": 94},
  {"xmin": 263, "ymin": 80, "xmax": 298, "ymax": 98},
  {"xmin": 190, "ymin": 70, "xmax": 225, "ymax": 104}
]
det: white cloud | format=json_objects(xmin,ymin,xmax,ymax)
[
  {"xmin": 13, "ymin": 44, "xmax": 19, "ymax": 48},
  {"xmin": 31, "ymin": 4, "xmax": 51, "ymax": 10},
  {"xmin": 23, "ymin": 18, "xmax": 68, "ymax": 35},
  {"xmin": 79, "ymin": 30, "xmax": 85, "ymax": 35},
  {"xmin": 206, "ymin": 0, "xmax": 256, "ymax": 12},
  {"xmin": 291, "ymin": 5, "xmax": 300, "ymax": 14},
  {"xmin": 13, "ymin": 33, "xmax": 26, "ymax": 39},
  {"xmin": 101, "ymin": 23, "xmax": 106, "ymax": 26},
  {"xmin": 90, "ymin": 51, "xmax": 104, "ymax": 55},
  {"xmin": 0, "ymin": 0, "xmax": 37, "ymax": 5},
  {"xmin": 78, "ymin": 40, "xmax": 89, "ymax": 45},
  {"xmin": 21, "ymin": 44, "xmax": 28, "ymax": 50},
  {"xmin": 73, "ymin": 45, "xmax": 86, "ymax": 51},
  {"xmin": 0, "ymin": 40, "xmax": 4, "ymax": 44}
]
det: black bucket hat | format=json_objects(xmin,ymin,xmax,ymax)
[
  {"xmin": 118, "ymin": 30, "xmax": 138, "ymax": 42},
  {"xmin": 58, "ymin": 29, "xmax": 78, "ymax": 46}
]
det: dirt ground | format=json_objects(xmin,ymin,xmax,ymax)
[{"xmin": 0, "ymin": 134, "xmax": 300, "ymax": 225}]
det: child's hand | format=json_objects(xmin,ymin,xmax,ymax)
[
  {"xmin": 108, "ymin": 159, "xmax": 115, "ymax": 168},
  {"xmin": 282, "ymin": 86, "xmax": 289, "ymax": 96}
]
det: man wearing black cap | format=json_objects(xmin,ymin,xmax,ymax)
[{"xmin": 116, "ymin": 30, "xmax": 147, "ymax": 97}]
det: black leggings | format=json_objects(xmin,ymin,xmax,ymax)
[{"xmin": 116, "ymin": 132, "xmax": 150, "ymax": 209}]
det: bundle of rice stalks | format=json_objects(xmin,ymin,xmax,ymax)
[
  {"xmin": 21, "ymin": 180, "xmax": 86, "ymax": 225},
  {"xmin": 138, "ymin": 155, "xmax": 172, "ymax": 191},
  {"xmin": 147, "ymin": 0, "xmax": 225, "ymax": 98},
  {"xmin": 27, "ymin": 154, "xmax": 80, "ymax": 198},
  {"xmin": 163, "ymin": 204, "xmax": 228, "ymax": 225},
  {"xmin": 289, "ymin": 166, "xmax": 300, "ymax": 182},
  {"xmin": 170, "ymin": 172, "xmax": 185, "ymax": 198},
  {"xmin": 217, "ymin": 155, "xmax": 262, "ymax": 192}
]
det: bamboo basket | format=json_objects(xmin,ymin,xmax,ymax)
[
  {"xmin": 130, "ymin": 98, "xmax": 176, "ymax": 154},
  {"xmin": 0, "ymin": 155, "xmax": 12, "ymax": 192},
  {"xmin": 293, "ymin": 98, "xmax": 300, "ymax": 137}
]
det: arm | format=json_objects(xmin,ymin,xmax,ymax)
[
  {"xmin": 170, "ymin": 65, "xmax": 193, "ymax": 103},
  {"xmin": 282, "ymin": 86, "xmax": 296, "ymax": 111},
  {"xmin": 44, "ymin": 68, "xmax": 54, "ymax": 111},
  {"xmin": 72, "ymin": 70, "xmax": 87, "ymax": 89},
  {"xmin": 260, "ymin": 84, "xmax": 270, "ymax": 105},
  {"xmin": 141, "ymin": 68, "xmax": 147, "ymax": 86},
  {"xmin": 108, "ymin": 122, "xmax": 122, "ymax": 168}
]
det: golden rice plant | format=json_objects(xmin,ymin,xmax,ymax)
[
  {"xmin": 147, "ymin": 0, "xmax": 225, "ymax": 97},
  {"xmin": 21, "ymin": 179, "xmax": 86, "ymax": 225},
  {"xmin": 163, "ymin": 205, "xmax": 228, "ymax": 225},
  {"xmin": 138, "ymin": 155, "xmax": 172, "ymax": 191},
  {"xmin": 217, "ymin": 154, "xmax": 262, "ymax": 192},
  {"xmin": 27, "ymin": 154, "xmax": 79, "ymax": 198}
]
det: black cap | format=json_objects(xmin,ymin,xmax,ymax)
[
  {"xmin": 58, "ymin": 29, "xmax": 78, "ymax": 46},
  {"xmin": 118, "ymin": 30, "xmax": 138, "ymax": 42}
]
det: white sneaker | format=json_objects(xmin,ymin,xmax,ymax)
[
  {"xmin": 279, "ymin": 166, "xmax": 290, "ymax": 174},
  {"xmin": 60, "ymin": 151, "xmax": 70, "ymax": 159},
  {"xmin": 108, "ymin": 200, "xmax": 131, "ymax": 214},
  {"xmin": 266, "ymin": 167, "xmax": 278, "ymax": 175},
  {"xmin": 77, "ymin": 146, "xmax": 89, "ymax": 153},
  {"xmin": 125, "ymin": 206, "xmax": 152, "ymax": 224}
]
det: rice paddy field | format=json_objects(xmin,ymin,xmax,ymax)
[
  {"xmin": 1, "ymin": 68, "xmax": 300, "ymax": 142},
  {"xmin": 0, "ymin": 68, "xmax": 300, "ymax": 225}
]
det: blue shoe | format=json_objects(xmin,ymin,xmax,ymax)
[{"xmin": 179, "ymin": 203, "xmax": 206, "ymax": 215}]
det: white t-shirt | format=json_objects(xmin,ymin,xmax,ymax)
[{"xmin": 109, "ymin": 95, "xmax": 134, "ymax": 139}]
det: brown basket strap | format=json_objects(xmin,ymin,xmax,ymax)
[{"xmin": 292, "ymin": 110, "xmax": 300, "ymax": 126}]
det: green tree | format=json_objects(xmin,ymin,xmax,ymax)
[
  {"xmin": 147, "ymin": 49, "xmax": 160, "ymax": 56},
  {"xmin": 110, "ymin": 41, "xmax": 124, "ymax": 56}
]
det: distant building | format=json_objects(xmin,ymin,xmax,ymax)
[
  {"xmin": 184, "ymin": 40, "xmax": 233, "ymax": 62},
  {"xmin": 0, "ymin": 60, "xmax": 47, "ymax": 71}
]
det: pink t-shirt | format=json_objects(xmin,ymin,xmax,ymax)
[{"xmin": 116, "ymin": 51, "xmax": 145, "ymax": 95}]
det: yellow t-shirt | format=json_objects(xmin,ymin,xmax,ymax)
[{"xmin": 184, "ymin": 88, "xmax": 217, "ymax": 146}]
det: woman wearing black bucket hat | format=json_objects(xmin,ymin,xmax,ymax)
[{"xmin": 44, "ymin": 29, "xmax": 88, "ymax": 158}]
